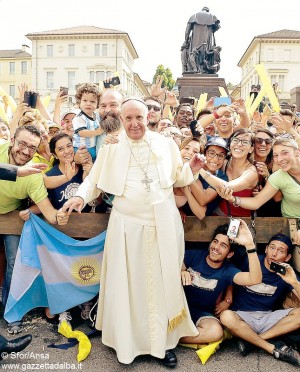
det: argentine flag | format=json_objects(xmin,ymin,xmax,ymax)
[{"xmin": 4, "ymin": 213, "xmax": 106, "ymax": 323}]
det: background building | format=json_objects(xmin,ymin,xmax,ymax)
[
  {"xmin": 0, "ymin": 45, "xmax": 31, "ymax": 99},
  {"xmin": 238, "ymin": 29, "xmax": 300, "ymax": 104}
]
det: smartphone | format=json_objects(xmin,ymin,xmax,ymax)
[
  {"xmin": 270, "ymin": 262, "xmax": 286, "ymax": 275},
  {"xmin": 190, "ymin": 120, "xmax": 200, "ymax": 138},
  {"xmin": 60, "ymin": 86, "xmax": 68, "ymax": 96},
  {"xmin": 103, "ymin": 77, "xmax": 121, "ymax": 88},
  {"xmin": 24, "ymin": 91, "xmax": 38, "ymax": 108},
  {"xmin": 227, "ymin": 219, "xmax": 240, "ymax": 239},
  {"xmin": 214, "ymin": 97, "xmax": 232, "ymax": 107},
  {"xmin": 180, "ymin": 97, "xmax": 195, "ymax": 105}
]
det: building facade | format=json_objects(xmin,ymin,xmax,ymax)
[
  {"xmin": 0, "ymin": 45, "xmax": 31, "ymax": 100},
  {"xmin": 238, "ymin": 29, "xmax": 300, "ymax": 103},
  {"xmin": 25, "ymin": 26, "xmax": 149, "ymax": 110}
]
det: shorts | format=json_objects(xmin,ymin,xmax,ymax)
[
  {"xmin": 190, "ymin": 310, "xmax": 220, "ymax": 327},
  {"xmin": 236, "ymin": 308, "xmax": 293, "ymax": 334}
]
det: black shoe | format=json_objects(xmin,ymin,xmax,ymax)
[
  {"xmin": 273, "ymin": 341, "xmax": 300, "ymax": 366},
  {"xmin": 238, "ymin": 339, "xmax": 256, "ymax": 356},
  {"xmin": 162, "ymin": 350, "xmax": 177, "ymax": 368},
  {"xmin": 2, "ymin": 334, "xmax": 32, "ymax": 354}
]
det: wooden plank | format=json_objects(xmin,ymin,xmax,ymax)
[{"xmin": 0, "ymin": 212, "xmax": 293, "ymax": 242}]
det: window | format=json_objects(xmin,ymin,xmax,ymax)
[
  {"xmin": 47, "ymin": 45, "xmax": 53, "ymax": 57},
  {"xmin": 21, "ymin": 61, "xmax": 27, "ymax": 74},
  {"xmin": 9, "ymin": 85, "xmax": 15, "ymax": 97},
  {"xmin": 69, "ymin": 44, "xmax": 75, "ymax": 57},
  {"xmin": 68, "ymin": 71, "xmax": 75, "ymax": 89},
  {"xmin": 102, "ymin": 44, "xmax": 108, "ymax": 57},
  {"xmin": 95, "ymin": 44, "xmax": 100, "ymax": 56},
  {"xmin": 96, "ymin": 71, "xmax": 105, "ymax": 82},
  {"xmin": 278, "ymin": 75, "xmax": 285, "ymax": 91},
  {"xmin": 9, "ymin": 62, "xmax": 15, "ymax": 74},
  {"xmin": 47, "ymin": 72, "xmax": 54, "ymax": 89},
  {"xmin": 90, "ymin": 71, "xmax": 95, "ymax": 83}
]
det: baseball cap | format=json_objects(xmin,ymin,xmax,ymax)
[
  {"xmin": 46, "ymin": 120, "xmax": 60, "ymax": 129},
  {"xmin": 205, "ymin": 136, "xmax": 229, "ymax": 152},
  {"xmin": 61, "ymin": 108, "xmax": 80, "ymax": 121}
]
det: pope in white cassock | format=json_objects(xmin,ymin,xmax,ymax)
[{"xmin": 63, "ymin": 97, "xmax": 204, "ymax": 367}]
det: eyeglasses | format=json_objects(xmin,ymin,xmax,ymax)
[
  {"xmin": 206, "ymin": 149, "xmax": 226, "ymax": 160},
  {"xmin": 147, "ymin": 104, "xmax": 161, "ymax": 112},
  {"xmin": 14, "ymin": 139, "xmax": 38, "ymax": 153},
  {"xmin": 255, "ymin": 137, "xmax": 273, "ymax": 145},
  {"xmin": 231, "ymin": 138, "xmax": 252, "ymax": 147}
]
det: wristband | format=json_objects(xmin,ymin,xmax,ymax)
[
  {"xmin": 225, "ymin": 297, "xmax": 232, "ymax": 304},
  {"xmin": 247, "ymin": 248, "xmax": 257, "ymax": 254},
  {"xmin": 232, "ymin": 196, "xmax": 241, "ymax": 207},
  {"xmin": 213, "ymin": 111, "xmax": 220, "ymax": 119}
]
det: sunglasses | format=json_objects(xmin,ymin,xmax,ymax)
[
  {"xmin": 147, "ymin": 104, "xmax": 161, "ymax": 112},
  {"xmin": 255, "ymin": 137, "xmax": 273, "ymax": 145}
]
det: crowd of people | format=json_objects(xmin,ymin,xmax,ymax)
[{"xmin": 0, "ymin": 79, "xmax": 300, "ymax": 368}]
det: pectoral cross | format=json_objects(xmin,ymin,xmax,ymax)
[{"xmin": 142, "ymin": 174, "xmax": 153, "ymax": 192}]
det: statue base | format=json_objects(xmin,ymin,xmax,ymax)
[{"xmin": 176, "ymin": 74, "xmax": 228, "ymax": 101}]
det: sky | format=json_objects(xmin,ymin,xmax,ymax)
[{"xmin": 1, "ymin": 0, "xmax": 300, "ymax": 86}]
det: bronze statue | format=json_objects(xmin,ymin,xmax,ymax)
[{"xmin": 181, "ymin": 7, "xmax": 221, "ymax": 74}]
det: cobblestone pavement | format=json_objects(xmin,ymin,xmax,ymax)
[{"xmin": 0, "ymin": 308, "xmax": 299, "ymax": 372}]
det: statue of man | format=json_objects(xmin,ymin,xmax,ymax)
[{"xmin": 182, "ymin": 7, "xmax": 220, "ymax": 74}]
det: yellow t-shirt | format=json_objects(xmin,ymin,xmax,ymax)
[
  {"xmin": 32, "ymin": 152, "xmax": 55, "ymax": 173},
  {"xmin": 0, "ymin": 142, "xmax": 48, "ymax": 214}
]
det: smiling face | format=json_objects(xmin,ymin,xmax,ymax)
[
  {"xmin": 120, "ymin": 99, "xmax": 148, "ymax": 140},
  {"xmin": 272, "ymin": 144, "xmax": 299, "ymax": 172},
  {"xmin": 254, "ymin": 131, "xmax": 273, "ymax": 159},
  {"xmin": 215, "ymin": 108, "xmax": 234, "ymax": 137},
  {"xmin": 180, "ymin": 139, "xmax": 200, "ymax": 163},
  {"xmin": 230, "ymin": 133, "xmax": 253, "ymax": 160},
  {"xmin": 207, "ymin": 233, "xmax": 233, "ymax": 266},
  {"xmin": 99, "ymin": 90, "xmax": 123, "ymax": 120},
  {"xmin": 54, "ymin": 136, "xmax": 74, "ymax": 165},
  {"xmin": 10, "ymin": 130, "xmax": 40, "ymax": 166},
  {"xmin": 0, "ymin": 121, "xmax": 10, "ymax": 140},
  {"xmin": 264, "ymin": 240, "xmax": 290, "ymax": 269},
  {"xmin": 145, "ymin": 99, "xmax": 162, "ymax": 127},
  {"xmin": 204, "ymin": 145, "xmax": 226, "ymax": 173}
]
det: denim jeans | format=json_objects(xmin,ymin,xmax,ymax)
[{"xmin": 2, "ymin": 235, "xmax": 20, "ymax": 307}]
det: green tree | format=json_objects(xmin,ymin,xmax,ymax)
[{"xmin": 153, "ymin": 65, "xmax": 175, "ymax": 91}]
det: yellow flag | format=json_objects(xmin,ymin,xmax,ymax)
[
  {"xmin": 0, "ymin": 103, "xmax": 8, "ymax": 122},
  {"xmin": 0, "ymin": 87, "xmax": 8, "ymax": 97},
  {"xmin": 255, "ymin": 63, "xmax": 280, "ymax": 112},
  {"xmin": 218, "ymin": 87, "xmax": 228, "ymax": 97},
  {"xmin": 196, "ymin": 93, "xmax": 208, "ymax": 116},
  {"xmin": 248, "ymin": 87, "xmax": 266, "ymax": 116},
  {"xmin": 245, "ymin": 94, "xmax": 255, "ymax": 111},
  {"xmin": 59, "ymin": 321, "xmax": 91, "ymax": 362},
  {"xmin": 41, "ymin": 95, "xmax": 51, "ymax": 108},
  {"xmin": 196, "ymin": 339, "xmax": 222, "ymax": 364}
]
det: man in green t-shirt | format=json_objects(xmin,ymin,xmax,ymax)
[{"xmin": 0, "ymin": 125, "xmax": 68, "ymax": 334}]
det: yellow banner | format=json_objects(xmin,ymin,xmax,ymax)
[
  {"xmin": 218, "ymin": 87, "xmax": 228, "ymax": 97},
  {"xmin": 255, "ymin": 63, "xmax": 280, "ymax": 112},
  {"xmin": 196, "ymin": 93, "xmax": 208, "ymax": 115},
  {"xmin": 248, "ymin": 87, "xmax": 266, "ymax": 116},
  {"xmin": 41, "ymin": 95, "xmax": 51, "ymax": 108}
]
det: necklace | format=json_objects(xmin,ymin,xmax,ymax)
[{"xmin": 126, "ymin": 138, "xmax": 153, "ymax": 192}]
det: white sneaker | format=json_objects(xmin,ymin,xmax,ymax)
[
  {"xmin": 80, "ymin": 301, "xmax": 93, "ymax": 320},
  {"xmin": 58, "ymin": 311, "xmax": 72, "ymax": 327}
]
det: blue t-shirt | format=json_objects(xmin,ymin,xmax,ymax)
[
  {"xmin": 184, "ymin": 249, "xmax": 240, "ymax": 322},
  {"xmin": 199, "ymin": 169, "xmax": 228, "ymax": 216},
  {"xmin": 46, "ymin": 165, "xmax": 85, "ymax": 210},
  {"xmin": 232, "ymin": 255, "xmax": 294, "ymax": 312}
]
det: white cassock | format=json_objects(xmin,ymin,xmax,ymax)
[{"xmin": 76, "ymin": 130, "xmax": 198, "ymax": 364}]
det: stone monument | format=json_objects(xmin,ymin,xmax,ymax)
[{"xmin": 176, "ymin": 6, "xmax": 228, "ymax": 100}]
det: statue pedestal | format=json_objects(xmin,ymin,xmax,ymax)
[{"xmin": 176, "ymin": 74, "xmax": 228, "ymax": 101}]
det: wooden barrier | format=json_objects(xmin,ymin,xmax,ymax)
[
  {"xmin": 0, "ymin": 211, "xmax": 299, "ymax": 271},
  {"xmin": 0, "ymin": 210, "xmax": 294, "ymax": 240}
]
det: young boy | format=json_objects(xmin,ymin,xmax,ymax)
[{"xmin": 73, "ymin": 84, "xmax": 103, "ymax": 161}]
